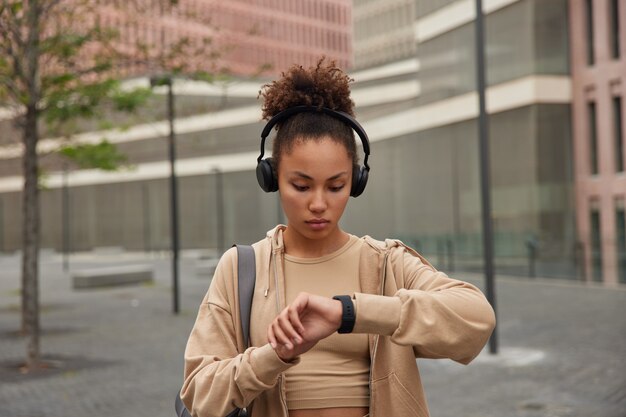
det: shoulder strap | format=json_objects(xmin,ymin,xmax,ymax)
[
  {"xmin": 175, "ymin": 246, "xmax": 255, "ymax": 417},
  {"xmin": 236, "ymin": 245, "xmax": 256, "ymax": 349}
]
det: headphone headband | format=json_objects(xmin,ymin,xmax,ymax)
[{"xmin": 258, "ymin": 105, "xmax": 370, "ymax": 170}]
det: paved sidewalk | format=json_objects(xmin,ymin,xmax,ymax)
[{"xmin": 0, "ymin": 252, "xmax": 624, "ymax": 417}]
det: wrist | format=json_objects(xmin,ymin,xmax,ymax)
[
  {"xmin": 274, "ymin": 346, "xmax": 297, "ymax": 363},
  {"xmin": 332, "ymin": 295, "xmax": 356, "ymax": 334}
]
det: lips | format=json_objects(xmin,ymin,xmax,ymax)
[
  {"xmin": 306, "ymin": 219, "xmax": 329, "ymax": 224},
  {"xmin": 305, "ymin": 219, "xmax": 330, "ymax": 230}
]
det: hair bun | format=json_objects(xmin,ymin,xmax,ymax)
[{"xmin": 259, "ymin": 57, "xmax": 355, "ymax": 120}]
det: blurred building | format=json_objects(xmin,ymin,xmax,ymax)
[
  {"xmin": 0, "ymin": 0, "xmax": 624, "ymax": 286},
  {"xmin": 348, "ymin": 0, "xmax": 576, "ymax": 281},
  {"xmin": 570, "ymin": 0, "xmax": 626, "ymax": 284},
  {"xmin": 348, "ymin": 0, "xmax": 624, "ymax": 285},
  {"xmin": 353, "ymin": 0, "xmax": 416, "ymax": 68},
  {"xmin": 97, "ymin": 0, "xmax": 352, "ymax": 76}
]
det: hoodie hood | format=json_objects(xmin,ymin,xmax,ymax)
[
  {"xmin": 259, "ymin": 225, "xmax": 287, "ymax": 307},
  {"xmin": 266, "ymin": 224, "xmax": 287, "ymax": 253},
  {"xmin": 265, "ymin": 224, "xmax": 394, "ymax": 256},
  {"xmin": 259, "ymin": 225, "xmax": 433, "ymax": 305}
]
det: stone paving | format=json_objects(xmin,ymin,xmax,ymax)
[{"xmin": 0, "ymin": 251, "xmax": 625, "ymax": 417}]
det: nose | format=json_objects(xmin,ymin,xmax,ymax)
[{"xmin": 308, "ymin": 188, "xmax": 327, "ymax": 213}]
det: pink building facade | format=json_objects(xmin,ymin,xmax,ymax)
[
  {"xmin": 97, "ymin": 0, "xmax": 352, "ymax": 77},
  {"xmin": 570, "ymin": 0, "xmax": 626, "ymax": 284}
]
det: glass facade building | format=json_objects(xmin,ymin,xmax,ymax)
[{"xmin": 1, "ymin": 0, "xmax": 623, "ymax": 284}]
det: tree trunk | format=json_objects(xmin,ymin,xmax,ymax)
[
  {"xmin": 21, "ymin": 0, "xmax": 42, "ymax": 370},
  {"xmin": 22, "ymin": 105, "xmax": 41, "ymax": 369}
]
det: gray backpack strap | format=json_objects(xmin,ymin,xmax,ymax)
[
  {"xmin": 236, "ymin": 245, "xmax": 256, "ymax": 349},
  {"xmin": 175, "ymin": 246, "xmax": 255, "ymax": 417},
  {"xmin": 175, "ymin": 393, "xmax": 191, "ymax": 417}
]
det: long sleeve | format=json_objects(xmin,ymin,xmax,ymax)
[
  {"xmin": 351, "ymin": 244, "xmax": 496, "ymax": 365},
  {"xmin": 180, "ymin": 248, "xmax": 299, "ymax": 417}
]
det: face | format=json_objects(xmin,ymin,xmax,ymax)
[{"xmin": 277, "ymin": 137, "xmax": 352, "ymax": 248}]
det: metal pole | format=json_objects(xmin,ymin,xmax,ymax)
[
  {"xmin": 167, "ymin": 79, "xmax": 180, "ymax": 315},
  {"xmin": 474, "ymin": 0, "xmax": 498, "ymax": 354},
  {"xmin": 142, "ymin": 183, "xmax": 151, "ymax": 253},
  {"xmin": 0, "ymin": 197, "xmax": 4, "ymax": 253},
  {"xmin": 213, "ymin": 168, "xmax": 225, "ymax": 256},
  {"xmin": 62, "ymin": 163, "xmax": 70, "ymax": 272},
  {"xmin": 527, "ymin": 238, "xmax": 536, "ymax": 278}
]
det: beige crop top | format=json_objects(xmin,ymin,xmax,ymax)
[{"xmin": 283, "ymin": 235, "xmax": 370, "ymax": 410}]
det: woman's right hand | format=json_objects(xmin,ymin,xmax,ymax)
[{"xmin": 268, "ymin": 292, "xmax": 343, "ymax": 362}]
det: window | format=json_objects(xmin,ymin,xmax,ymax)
[
  {"xmin": 614, "ymin": 96, "xmax": 624, "ymax": 172},
  {"xmin": 616, "ymin": 199, "xmax": 626, "ymax": 284},
  {"xmin": 585, "ymin": 0, "xmax": 594, "ymax": 65},
  {"xmin": 610, "ymin": 0, "xmax": 620, "ymax": 59},
  {"xmin": 590, "ymin": 206, "xmax": 603, "ymax": 282},
  {"xmin": 589, "ymin": 101, "xmax": 599, "ymax": 175}
]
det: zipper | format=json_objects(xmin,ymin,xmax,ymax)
[
  {"xmin": 274, "ymin": 250, "xmax": 288, "ymax": 416},
  {"xmin": 368, "ymin": 251, "xmax": 390, "ymax": 417},
  {"xmin": 273, "ymin": 251, "xmax": 281, "ymax": 313},
  {"xmin": 279, "ymin": 374, "xmax": 289, "ymax": 416}
]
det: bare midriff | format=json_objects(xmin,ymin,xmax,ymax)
[{"xmin": 289, "ymin": 407, "xmax": 369, "ymax": 417}]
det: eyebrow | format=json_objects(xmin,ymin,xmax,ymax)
[{"xmin": 292, "ymin": 171, "xmax": 348, "ymax": 181}]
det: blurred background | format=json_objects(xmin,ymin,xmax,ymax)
[
  {"xmin": 1, "ymin": 0, "xmax": 624, "ymax": 284},
  {"xmin": 0, "ymin": 0, "xmax": 626, "ymax": 283},
  {"xmin": 0, "ymin": 1, "xmax": 625, "ymax": 416}
]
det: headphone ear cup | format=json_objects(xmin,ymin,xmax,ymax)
[
  {"xmin": 350, "ymin": 166, "xmax": 368, "ymax": 197},
  {"xmin": 256, "ymin": 158, "xmax": 278, "ymax": 192}
]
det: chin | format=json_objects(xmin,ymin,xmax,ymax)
[
  {"xmin": 306, "ymin": 226, "xmax": 338, "ymax": 240},
  {"xmin": 293, "ymin": 224, "xmax": 332, "ymax": 240}
]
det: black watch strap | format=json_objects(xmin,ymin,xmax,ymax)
[{"xmin": 333, "ymin": 295, "xmax": 356, "ymax": 334}]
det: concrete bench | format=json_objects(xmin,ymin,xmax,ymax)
[{"xmin": 72, "ymin": 265, "xmax": 154, "ymax": 289}]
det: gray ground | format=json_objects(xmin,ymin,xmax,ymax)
[{"xmin": 0, "ymin": 251, "xmax": 624, "ymax": 417}]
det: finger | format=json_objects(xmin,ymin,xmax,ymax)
[
  {"xmin": 267, "ymin": 325, "xmax": 277, "ymax": 349},
  {"xmin": 280, "ymin": 307, "xmax": 304, "ymax": 343},
  {"xmin": 291, "ymin": 293, "xmax": 310, "ymax": 326},
  {"xmin": 277, "ymin": 315, "xmax": 301, "ymax": 346},
  {"xmin": 287, "ymin": 305, "xmax": 305, "ymax": 336},
  {"xmin": 272, "ymin": 321, "xmax": 293, "ymax": 350}
]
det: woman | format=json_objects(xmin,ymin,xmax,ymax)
[{"xmin": 181, "ymin": 59, "xmax": 496, "ymax": 417}]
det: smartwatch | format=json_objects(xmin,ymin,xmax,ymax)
[{"xmin": 332, "ymin": 295, "xmax": 356, "ymax": 334}]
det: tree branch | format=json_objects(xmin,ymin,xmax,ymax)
[
  {"xmin": 0, "ymin": 74, "xmax": 23, "ymax": 103},
  {"xmin": 0, "ymin": 2, "xmax": 26, "ymax": 51},
  {"xmin": 40, "ymin": 0, "xmax": 66, "ymax": 17},
  {"xmin": 0, "ymin": 31, "xmax": 27, "ymax": 85}
]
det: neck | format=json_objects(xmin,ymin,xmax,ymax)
[{"xmin": 283, "ymin": 227, "xmax": 350, "ymax": 258}]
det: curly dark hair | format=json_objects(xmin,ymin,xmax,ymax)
[{"xmin": 258, "ymin": 58, "xmax": 358, "ymax": 169}]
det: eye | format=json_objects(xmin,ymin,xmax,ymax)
[
  {"xmin": 329, "ymin": 185, "xmax": 345, "ymax": 193},
  {"xmin": 292, "ymin": 183, "xmax": 309, "ymax": 192}
]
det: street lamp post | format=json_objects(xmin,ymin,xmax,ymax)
[
  {"xmin": 0, "ymin": 198, "xmax": 4, "ymax": 253},
  {"xmin": 142, "ymin": 183, "xmax": 152, "ymax": 253},
  {"xmin": 211, "ymin": 168, "xmax": 225, "ymax": 257},
  {"xmin": 62, "ymin": 162, "xmax": 70, "ymax": 272},
  {"xmin": 474, "ymin": 0, "xmax": 498, "ymax": 354},
  {"xmin": 150, "ymin": 74, "xmax": 180, "ymax": 315}
]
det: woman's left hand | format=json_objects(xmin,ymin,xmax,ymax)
[{"xmin": 268, "ymin": 292, "xmax": 342, "ymax": 361}]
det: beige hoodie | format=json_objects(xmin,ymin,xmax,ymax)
[{"xmin": 181, "ymin": 226, "xmax": 496, "ymax": 417}]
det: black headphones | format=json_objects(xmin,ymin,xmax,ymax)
[{"xmin": 256, "ymin": 106, "xmax": 371, "ymax": 197}]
